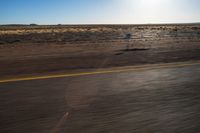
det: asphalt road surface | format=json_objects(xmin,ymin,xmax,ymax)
[{"xmin": 0, "ymin": 61, "xmax": 200, "ymax": 133}]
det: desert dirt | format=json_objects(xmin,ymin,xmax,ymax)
[{"xmin": 0, "ymin": 24, "xmax": 200, "ymax": 78}]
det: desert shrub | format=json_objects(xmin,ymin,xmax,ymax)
[
  {"xmin": 0, "ymin": 41, "xmax": 5, "ymax": 45},
  {"xmin": 191, "ymin": 27, "xmax": 198, "ymax": 30}
]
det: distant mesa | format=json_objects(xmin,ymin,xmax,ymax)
[{"xmin": 30, "ymin": 23, "xmax": 38, "ymax": 26}]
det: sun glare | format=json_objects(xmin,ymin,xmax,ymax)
[
  {"xmin": 121, "ymin": 0, "xmax": 165, "ymax": 12},
  {"xmin": 139, "ymin": 0, "xmax": 163, "ymax": 9},
  {"xmin": 136, "ymin": 0, "xmax": 168, "ymax": 21},
  {"xmin": 143, "ymin": 0, "xmax": 161, "ymax": 6}
]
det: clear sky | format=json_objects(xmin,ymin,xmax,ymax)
[{"xmin": 0, "ymin": 0, "xmax": 200, "ymax": 24}]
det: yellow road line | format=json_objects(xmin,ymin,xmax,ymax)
[{"xmin": 0, "ymin": 61, "xmax": 200, "ymax": 84}]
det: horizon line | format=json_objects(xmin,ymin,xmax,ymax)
[{"xmin": 1, "ymin": 22, "xmax": 200, "ymax": 26}]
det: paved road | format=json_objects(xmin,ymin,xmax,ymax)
[{"xmin": 0, "ymin": 61, "xmax": 200, "ymax": 133}]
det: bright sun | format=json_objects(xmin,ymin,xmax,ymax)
[
  {"xmin": 139, "ymin": 0, "xmax": 162, "ymax": 8},
  {"xmin": 117, "ymin": 0, "xmax": 170, "ymax": 23},
  {"xmin": 137, "ymin": 0, "xmax": 166, "ymax": 16},
  {"xmin": 121, "ymin": 0, "xmax": 163, "ymax": 11}
]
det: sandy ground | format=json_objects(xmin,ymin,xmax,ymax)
[{"xmin": 0, "ymin": 24, "xmax": 200, "ymax": 78}]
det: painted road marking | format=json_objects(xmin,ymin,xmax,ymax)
[{"xmin": 0, "ymin": 61, "xmax": 200, "ymax": 84}]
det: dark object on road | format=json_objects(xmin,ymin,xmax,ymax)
[
  {"xmin": 125, "ymin": 33, "xmax": 132, "ymax": 50},
  {"xmin": 125, "ymin": 33, "xmax": 132, "ymax": 39},
  {"xmin": 122, "ymin": 48, "xmax": 149, "ymax": 52}
]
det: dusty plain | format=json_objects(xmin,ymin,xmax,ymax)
[{"xmin": 0, "ymin": 24, "xmax": 200, "ymax": 78}]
